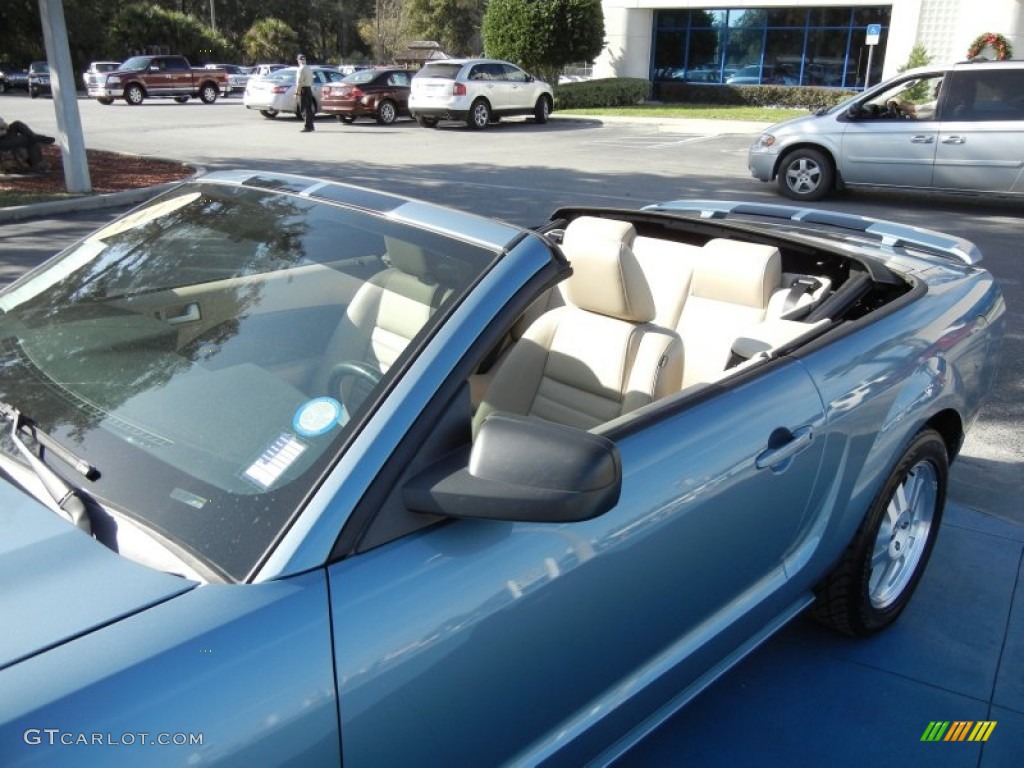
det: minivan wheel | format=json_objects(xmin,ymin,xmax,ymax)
[
  {"xmin": 811, "ymin": 429, "xmax": 947, "ymax": 637},
  {"xmin": 468, "ymin": 99, "xmax": 491, "ymax": 130},
  {"xmin": 260, "ymin": 109, "xmax": 278, "ymax": 119},
  {"xmin": 777, "ymin": 148, "xmax": 833, "ymax": 201}
]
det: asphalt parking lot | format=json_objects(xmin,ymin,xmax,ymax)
[{"xmin": 1, "ymin": 92, "xmax": 1022, "ymax": 766}]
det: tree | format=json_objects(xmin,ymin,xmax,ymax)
[
  {"xmin": 243, "ymin": 17, "xmax": 300, "ymax": 63},
  {"xmin": 110, "ymin": 3, "xmax": 233, "ymax": 62},
  {"xmin": 405, "ymin": 0, "xmax": 484, "ymax": 56},
  {"xmin": 357, "ymin": 0, "xmax": 407, "ymax": 63},
  {"xmin": 898, "ymin": 43, "xmax": 932, "ymax": 102},
  {"xmin": 482, "ymin": 0, "xmax": 604, "ymax": 85}
]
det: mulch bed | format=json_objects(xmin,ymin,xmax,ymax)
[{"xmin": 0, "ymin": 144, "xmax": 194, "ymax": 194}]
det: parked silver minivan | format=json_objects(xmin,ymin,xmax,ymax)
[{"xmin": 748, "ymin": 60, "xmax": 1024, "ymax": 200}]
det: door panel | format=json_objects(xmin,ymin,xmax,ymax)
[
  {"xmin": 329, "ymin": 361, "xmax": 825, "ymax": 765},
  {"xmin": 931, "ymin": 69, "xmax": 1024, "ymax": 193},
  {"xmin": 840, "ymin": 118, "xmax": 938, "ymax": 187}
]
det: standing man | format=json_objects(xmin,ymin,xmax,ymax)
[{"xmin": 296, "ymin": 54, "xmax": 315, "ymax": 132}]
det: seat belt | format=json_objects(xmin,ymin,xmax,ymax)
[{"xmin": 783, "ymin": 277, "xmax": 821, "ymax": 313}]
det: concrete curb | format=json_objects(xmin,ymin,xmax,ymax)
[
  {"xmin": 549, "ymin": 113, "xmax": 774, "ymax": 135},
  {"xmin": 0, "ymin": 164, "xmax": 206, "ymax": 225}
]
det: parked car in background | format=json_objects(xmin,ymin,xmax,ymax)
[
  {"xmin": 243, "ymin": 65, "xmax": 344, "ymax": 119},
  {"xmin": 749, "ymin": 59, "xmax": 1024, "ymax": 201},
  {"xmin": 28, "ymin": 61, "xmax": 51, "ymax": 98},
  {"xmin": 409, "ymin": 58, "xmax": 553, "ymax": 129},
  {"xmin": 249, "ymin": 63, "xmax": 287, "ymax": 79},
  {"xmin": 81, "ymin": 61, "xmax": 121, "ymax": 91},
  {"xmin": 727, "ymin": 63, "xmax": 798, "ymax": 85},
  {"xmin": 0, "ymin": 63, "xmax": 30, "ymax": 93},
  {"xmin": 321, "ymin": 67, "xmax": 412, "ymax": 124},
  {"xmin": 205, "ymin": 63, "xmax": 250, "ymax": 95},
  {"xmin": 0, "ymin": 170, "xmax": 1004, "ymax": 767},
  {"xmin": 88, "ymin": 55, "xmax": 229, "ymax": 105}
]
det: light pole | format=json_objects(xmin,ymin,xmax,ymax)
[{"xmin": 209, "ymin": 0, "xmax": 216, "ymax": 33}]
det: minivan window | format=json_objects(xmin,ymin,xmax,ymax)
[{"xmin": 943, "ymin": 69, "xmax": 1024, "ymax": 122}]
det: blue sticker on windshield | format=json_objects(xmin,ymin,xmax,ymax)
[{"xmin": 293, "ymin": 397, "xmax": 344, "ymax": 437}]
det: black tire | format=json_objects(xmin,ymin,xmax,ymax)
[
  {"xmin": 174, "ymin": 96, "xmax": 189, "ymax": 104},
  {"xmin": 199, "ymin": 83, "xmax": 218, "ymax": 104},
  {"xmin": 533, "ymin": 94, "xmax": 552, "ymax": 124},
  {"xmin": 467, "ymin": 99, "xmax": 490, "ymax": 130},
  {"xmin": 415, "ymin": 116, "xmax": 438, "ymax": 128},
  {"xmin": 125, "ymin": 84, "xmax": 144, "ymax": 105},
  {"xmin": 0, "ymin": 81, "xmax": 7, "ymax": 94},
  {"xmin": 96, "ymin": 97, "xmax": 114, "ymax": 105},
  {"xmin": 29, "ymin": 88, "xmax": 39, "ymax": 99},
  {"xmin": 811, "ymin": 429, "xmax": 947, "ymax": 637},
  {"xmin": 260, "ymin": 109, "xmax": 278, "ymax": 119},
  {"xmin": 337, "ymin": 115, "xmax": 355, "ymax": 124},
  {"xmin": 776, "ymin": 147, "xmax": 833, "ymax": 201},
  {"xmin": 376, "ymin": 99, "xmax": 397, "ymax": 125}
]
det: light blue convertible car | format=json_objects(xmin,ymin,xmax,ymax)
[{"xmin": 0, "ymin": 172, "xmax": 1005, "ymax": 766}]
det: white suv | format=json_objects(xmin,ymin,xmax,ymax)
[{"xmin": 409, "ymin": 58, "xmax": 553, "ymax": 129}]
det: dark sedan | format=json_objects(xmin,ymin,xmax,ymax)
[{"xmin": 320, "ymin": 67, "xmax": 412, "ymax": 125}]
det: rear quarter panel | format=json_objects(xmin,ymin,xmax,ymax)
[{"xmin": 783, "ymin": 262, "xmax": 1005, "ymax": 583}]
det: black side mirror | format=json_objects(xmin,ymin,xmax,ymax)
[{"xmin": 404, "ymin": 413, "xmax": 621, "ymax": 523}]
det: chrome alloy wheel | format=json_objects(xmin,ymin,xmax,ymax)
[
  {"xmin": 784, "ymin": 157, "xmax": 822, "ymax": 195},
  {"xmin": 868, "ymin": 460, "xmax": 937, "ymax": 609}
]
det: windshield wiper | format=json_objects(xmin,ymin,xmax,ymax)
[{"xmin": 0, "ymin": 401, "xmax": 96, "ymax": 535}]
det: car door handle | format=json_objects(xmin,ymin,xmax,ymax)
[
  {"xmin": 755, "ymin": 426, "xmax": 814, "ymax": 470},
  {"xmin": 164, "ymin": 302, "xmax": 200, "ymax": 325},
  {"xmin": 910, "ymin": 135, "xmax": 935, "ymax": 144},
  {"xmin": 942, "ymin": 135, "xmax": 966, "ymax": 144}
]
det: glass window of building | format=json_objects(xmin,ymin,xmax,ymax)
[{"xmin": 652, "ymin": 5, "xmax": 890, "ymax": 90}]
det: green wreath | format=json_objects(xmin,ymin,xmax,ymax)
[{"xmin": 966, "ymin": 32, "xmax": 1013, "ymax": 61}]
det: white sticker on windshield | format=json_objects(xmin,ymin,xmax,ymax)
[
  {"xmin": 244, "ymin": 434, "xmax": 306, "ymax": 489},
  {"xmin": 293, "ymin": 397, "xmax": 344, "ymax": 437}
]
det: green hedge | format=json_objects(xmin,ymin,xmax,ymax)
[
  {"xmin": 553, "ymin": 77, "xmax": 652, "ymax": 109},
  {"xmin": 656, "ymin": 82, "xmax": 857, "ymax": 110}
]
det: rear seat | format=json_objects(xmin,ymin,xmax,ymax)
[
  {"xmin": 631, "ymin": 236, "xmax": 700, "ymax": 328},
  {"xmin": 476, "ymin": 221, "xmax": 831, "ymax": 403}
]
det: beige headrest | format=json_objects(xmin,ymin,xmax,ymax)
[
  {"xmin": 384, "ymin": 236, "xmax": 430, "ymax": 278},
  {"xmin": 562, "ymin": 216, "xmax": 637, "ymax": 250},
  {"xmin": 693, "ymin": 239, "xmax": 782, "ymax": 308},
  {"xmin": 561, "ymin": 232, "xmax": 655, "ymax": 323}
]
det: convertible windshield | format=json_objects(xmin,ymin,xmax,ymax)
[{"xmin": 0, "ymin": 182, "xmax": 498, "ymax": 579}]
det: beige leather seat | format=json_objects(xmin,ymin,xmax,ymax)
[
  {"xmin": 675, "ymin": 238, "xmax": 782, "ymax": 389},
  {"xmin": 473, "ymin": 221, "xmax": 683, "ymax": 433},
  {"xmin": 311, "ymin": 237, "xmax": 446, "ymax": 397},
  {"xmin": 631, "ymin": 236, "xmax": 701, "ymax": 328}
]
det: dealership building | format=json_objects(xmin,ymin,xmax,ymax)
[{"xmin": 594, "ymin": 0, "xmax": 1024, "ymax": 88}]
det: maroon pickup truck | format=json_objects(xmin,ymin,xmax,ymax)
[{"xmin": 88, "ymin": 55, "xmax": 228, "ymax": 105}]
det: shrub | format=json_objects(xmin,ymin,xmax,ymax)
[
  {"xmin": 655, "ymin": 82, "xmax": 856, "ymax": 110},
  {"xmin": 554, "ymin": 77, "xmax": 651, "ymax": 109}
]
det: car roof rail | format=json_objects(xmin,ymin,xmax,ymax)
[{"xmin": 643, "ymin": 200, "xmax": 982, "ymax": 265}]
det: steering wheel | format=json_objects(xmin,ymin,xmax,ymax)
[
  {"xmin": 326, "ymin": 360, "xmax": 382, "ymax": 411},
  {"xmin": 886, "ymin": 100, "xmax": 905, "ymax": 119}
]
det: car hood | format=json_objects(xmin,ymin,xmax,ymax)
[{"xmin": 0, "ymin": 478, "xmax": 196, "ymax": 671}]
